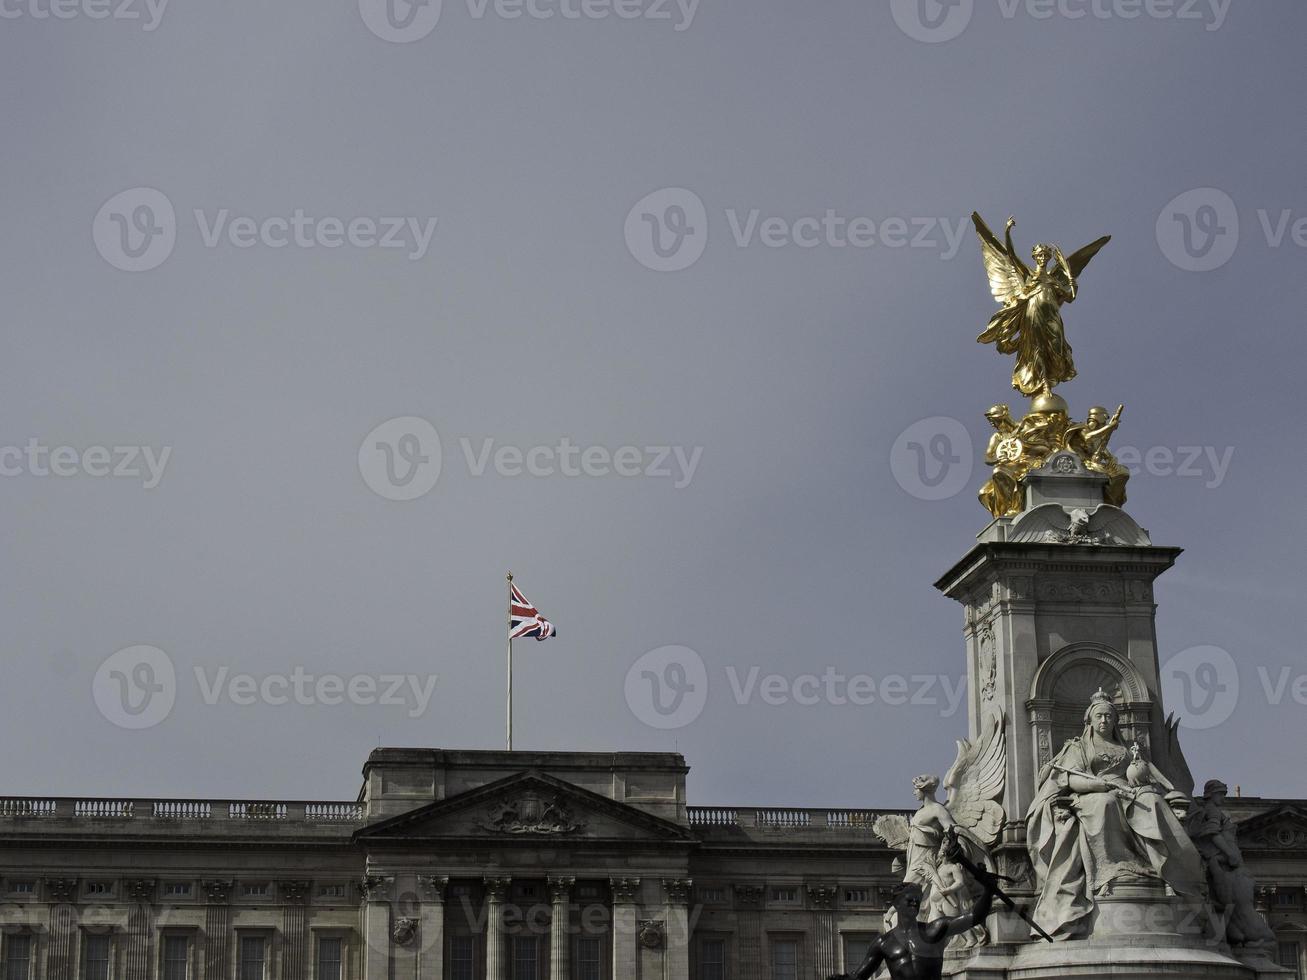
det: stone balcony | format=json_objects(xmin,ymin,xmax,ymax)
[{"xmin": 686, "ymin": 806, "xmax": 905, "ymax": 844}]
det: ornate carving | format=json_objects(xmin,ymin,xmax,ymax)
[
  {"xmin": 392, "ymin": 917, "xmax": 419, "ymax": 946},
  {"xmin": 1126, "ymin": 580, "xmax": 1153, "ymax": 603},
  {"xmin": 662, "ymin": 878, "xmax": 692, "ymax": 905},
  {"xmin": 1036, "ymin": 578, "xmax": 1123, "ymax": 603},
  {"xmin": 278, "ymin": 880, "xmax": 311, "ymax": 904},
  {"xmin": 638, "ymin": 920, "xmax": 665, "ymax": 949},
  {"xmin": 547, "ymin": 876, "xmax": 576, "ymax": 903},
  {"xmin": 806, "ymin": 884, "xmax": 836, "ymax": 909},
  {"xmin": 483, "ymin": 876, "xmax": 512, "ymax": 902},
  {"xmin": 733, "ymin": 884, "xmax": 763, "ymax": 908},
  {"xmin": 1007, "ymin": 576, "xmax": 1033, "ymax": 600},
  {"xmin": 44, "ymin": 878, "xmax": 78, "ymax": 903},
  {"xmin": 358, "ymin": 875, "xmax": 393, "ymax": 901},
  {"xmin": 976, "ymin": 619, "xmax": 997, "ymax": 703},
  {"xmin": 480, "ymin": 792, "xmax": 582, "ymax": 835},
  {"xmin": 201, "ymin": 880, "xmax": 233, "ymax": 903},
  {"xmin": 417, "ymin": 875, "xmax": 448, "ymax": 902},
  {"xmin": 609, "ymin": 877, "xmax": 641, "ymax": 903},
  {"xmin": 123, "ymin": 878, "xmax": 155, "ymax": 903}
]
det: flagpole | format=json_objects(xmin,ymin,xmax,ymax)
[{"xmin": 506, "ymin": 571, "xmax": 514, "ymax": 752}]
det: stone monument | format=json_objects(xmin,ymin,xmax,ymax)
[{"xmin": 915, "ymin": 213, "xmax": 1288, "ymax": 980}]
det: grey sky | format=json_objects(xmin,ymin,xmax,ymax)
[{"xmin": 1, "ymin": 0, "xmax": 1304, "ymax": 809}]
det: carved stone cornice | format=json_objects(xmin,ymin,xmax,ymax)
[
  {"xmin": 609, "ymin": 877, "xmax": 641, "ymax": 903},
  {"xmin": 201, "ymin": 880, "xmax": 234, "ymax": 904},
  {"xmin": 733, "ymin": 884, "xmax": 763, "ymax": 908},
  {"xmin": 662, "ymin": 878, "xmax": 692, "ymax": 905},
  {"xmin": 44, "ymin": 878, "xmax": 78, "ymax": 903},
  {"xmin": 278, "ymin": 880, "xmax": 311, "ymax": 904},
  {"xmin": 483, "ymin": 876, "xmax": 512, "ymax": 902},
  {"xmin": 807, "ymin": 884, "xmax": 837, "ymax": 909},
  {"xmin": 417, "ymin": 875, "xmax": 449, "ymax": 902},
  {"xmin": 547, "ymin": 876, "xmax": 576, "ymax": 903}
]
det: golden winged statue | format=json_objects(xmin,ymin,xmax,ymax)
[{"xmin": 973, "ymin": 213, "xmax": 1111, "ymax": 397}]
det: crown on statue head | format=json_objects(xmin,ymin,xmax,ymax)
[{"xmin": 1089, "ymin": 687, "xmax": 1114, "ymax": 708}]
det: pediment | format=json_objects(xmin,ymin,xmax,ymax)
[
  {"xmin": 355, "ymin": 770, "xmax": 695, "ymax": 845},
  {"xmin": 1236, "ymin": 804, "xmax": 1307, "ymax": 851}
]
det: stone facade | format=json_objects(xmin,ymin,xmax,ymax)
[{"xmin": 0, "ymin": 747, "xmax": 1304, "ymax": 979}]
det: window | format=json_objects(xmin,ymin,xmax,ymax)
[
  {"xmin": 85, "ymin": 882, "xmax": 112, "ymax": 897},
  {"xmin": 239, "ymin": 936, "xmax": 266, "ymax": 980},
  {"xmin": 699, "ymin": 938, "xmax": 726, "ymax": 980},
  {"xmin": 316, "ymin": 937, "xmax": 342, "ymax": 980},
  {"xmin": 512, "ymin": 936, "xmax": 539, "ymax": 980},
  {"xmin": 7, "ymin": 882, "xmax": 34, "ymax": 896},
  {"xmin": 843, "ymin": 935, "xmax": 875, "ymax": 973},
  {"xmin": 698, "ymin": 887, "xmax": 726, "ymax": 904},
  {"xmin": 4, "ymin": 935, "xmax": 31, "ymax": 980},
  {"xmin": 162, "ymin": 935, "xmax": 189, "ymax": 980},
  {"xmin": 163, "ymin": 883, "xmax": 192, "ymax": 898},
  {"xmin": 770, "ymin": 939, "xmax": 797, "ymax": 980},
  {"xmin": 576, "ymin": 884, "xmax": 602, "ymax": 900},
  {"xmin": 241, "ymin": 883, "xmax": 270, "ymax": 898},
  {"xmin": 1277, "ymin": 892, "xmax": 1301, "ymax": 907},
  {"xmin": 317, "ymin": 884, "xmax": 347, "ymax": 900},
  {"xmin": 576, "ymin": 936, "xmax": 603, "ymax": 980},
  {"xmin": 449, "ymin": 935, "xmax": 476, "ymax": 980},
  {"xmin": 84, "ymin": 935, "xmax": 111, "ymax": 980},
  {"xmin": 1279, "ymin": 942, "xmax": 1302, "ymax": 980},
  {"xmin": 769, "ymin": 887, "xmax": 797, "ymax": 904},
  {"xmin": 843, "ymin": 888, "xmax": 870, "ymax": 904}
]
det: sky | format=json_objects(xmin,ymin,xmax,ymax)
[{"xmin": 1, "ymin": 0, "xmax": 1305, "ymax": 810}]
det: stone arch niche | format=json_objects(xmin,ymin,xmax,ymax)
[{"xmin": 1025, "ymin": 642, "xmax": 1154, "ymax": 776}]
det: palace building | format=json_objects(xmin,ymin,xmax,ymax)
[{"xmin": 1, "ymin": 745, "xmax": 1306, "ymax": 979}]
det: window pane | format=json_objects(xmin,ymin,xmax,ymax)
[
  {"xmin": 449, "ymin": 935, "xmax": 476, "ymax": 980},
  {"xmin": 317, "ymin": 937, "xmax": 342, "ymax": 980},
  {"xmin": 5, "ymin": 936, "xmax": 31, "ymax": 980},
  {"xmin": 163, "ymin": 936, "xmax": 189, "ymax": 980},
  {"xmin": 771, "ymin": 939, "xmax": 797, "ymax": 980},
  {"xmin": 1279, "ymin": 943, "xmax": 1302, "ymax": 980},
  {"xmin": 843, "ymin": 936, "xmax": 873, "ymax": 973},
  {"xmin": 240, "ymin": 936, "xmax": 266, "ymax": 980},
  {"xmin": 700, "ymin": 938, "xmax": 725, "ymax": 980},
  {"xmin": 85, "ymin": 935, "xmax": 111, "ymax": 980},
  {"xmin": 513, "ymin": 936, "xmax": 538, "ymax": 980},
  {"xmin": 576, "ymin": 936, "xmax": 602, "ymax": 980}
]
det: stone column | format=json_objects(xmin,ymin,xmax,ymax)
[
  {"xmin": 361, "ymin": 875, "xmax": 395, "ymax": 980},
  {"xmin": 201, "ymin": 880, "xmax": 234, "ymax": 980},
  {"xmin": 733, "ymin": 885, "xmax": 763, "ymax": 979},
  {"xmin": 484, "ymin": 876, "xmax": 512, "ymax": 980},
  {"xmin": 43, "ymin": 879, "xmax": 78, "ymax": 980},
  {"xmin": 610, "ymin": 878, "xmax": 642, "ymax": 980},
  {"xmin": 417, "ymin": 875, "xmax": 448, "ymax": 980},
  {"xmin": 662, "ymin": 879, "xmax": 693, "ymax": 980},
  {"xmin": 547, "ymin": 876, "xmax": 575, "ymax": 980},
  {"xmin": 807, "ymin": 885, "xmax": 838, "ymax": 980},
  {"xmin": 279, "ymin": 880, "xmax": 311, "ymax": 980}
]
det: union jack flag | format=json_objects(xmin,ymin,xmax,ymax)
[{"xmin": 510, "ymin": 581, "xmax": 556, "ymax": 641}]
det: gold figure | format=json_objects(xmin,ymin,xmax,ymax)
[
  {"xmin": 978, "ymin": 403, "xmax": 1072, "ymax": 518},
  {"xmin": 972, "ymin": 213, "xmax": 1111, "ymax": 398},
  {"xmin": 1067, "ymin": 405, "xmax": 1129, "ymax": 507}
]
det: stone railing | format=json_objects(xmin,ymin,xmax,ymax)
[
  {"xmin": 0, "ymin": 797, "xmax": 365, "ymax": 826},
  {"xmin": 687, "ymin": 806, "xmax": 907, "ymax": 834}
]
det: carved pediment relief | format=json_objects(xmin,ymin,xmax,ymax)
[
  {"xmin": 1236, "ymin": 805, "xmax": 1307, "ymax": 852},
  {"xmin": 355, "ymin": 770, "xmax": 694, "ymax": 846}
]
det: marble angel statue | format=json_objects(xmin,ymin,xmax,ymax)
[
  {"xmin": 874, "ymin": 710, "xmax": 1006, "ymax": 946},
  {"xmin": 972, "ymin": 213, "xmax": 1111, "ymax": 397}
]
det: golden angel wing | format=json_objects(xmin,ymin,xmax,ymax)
[
  {"xmin": 1064, "ymin": 234, "xmax": 1111, "ymax": 278},
  {"xmin": 943, "ymin": 708, "xmax": 1007, "ymax": 846},
  {"xmin": 972, "ymin": 212, "xmax": 1026, "ymax": 307},
  {"xmin": 872, "ymin": 813, "xmax": 911, "ymax": 852}
]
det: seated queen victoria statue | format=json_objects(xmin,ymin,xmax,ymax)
[{"xmin": 1025, "ymin": 689, "xmax": 1207, "ymax": 939}]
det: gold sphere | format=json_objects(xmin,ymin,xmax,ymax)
[{"xmin": 1030, "ymin": 390, "xmax": 1069, "ymax": 415}]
